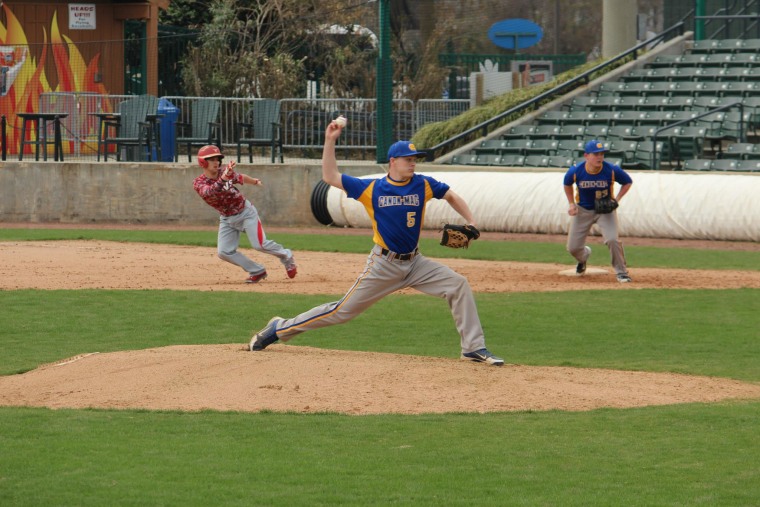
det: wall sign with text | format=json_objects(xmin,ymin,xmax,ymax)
[{"xmin": 69, "ymin": 4, "xmax": 96, "ymax": 30}]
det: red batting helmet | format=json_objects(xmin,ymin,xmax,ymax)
[{"xmin": 197, "ymin": 145, "xmax": 224, "ymax": 169}]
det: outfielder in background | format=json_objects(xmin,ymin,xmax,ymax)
[
  {"xmin": 564, "ymin": 140, "xmax": 633, "ymax": 283},
  {"xmin": 249, "ymin": 120, "xmax": 504, "ymax": 366},
  {"xmin": 193, "ymin": 145, "xmax": 297, "ymax": 283}
]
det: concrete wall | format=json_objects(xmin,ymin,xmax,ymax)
[{"xmin": 0, "ymin": 161, "xmax": 386, "ymax": 226}]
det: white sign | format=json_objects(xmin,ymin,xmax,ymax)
[{"xmin": 69, "ymin": 4, "xmax": 96, "ymax": 30}]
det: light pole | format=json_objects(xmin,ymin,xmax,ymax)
[{"xmin": 375, "ymin": 0, "xmax": 392, "ymax": 163}]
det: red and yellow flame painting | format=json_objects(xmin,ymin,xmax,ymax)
[{"xmin": 1, "ymin": 5, "xmax": 111, "ymax": 156}]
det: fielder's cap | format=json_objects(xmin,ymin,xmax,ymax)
[
  {"xmin": 584, "ymin": 140, "xmax": 608, "ymax": 154},
  {"xmin": 388, "ymin": 140, "xmax": 426, "ymax": 159}
]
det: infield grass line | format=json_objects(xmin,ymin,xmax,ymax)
[
  {"xmin": 2, "ymin": 289, "xmax": 758, "ymax": 380},
  {"xmin": 1, "ymin": 228, "xmax": 759, "ymax": 270}
]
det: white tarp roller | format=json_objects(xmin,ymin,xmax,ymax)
[{"xmin": 325, "ymin": 171, "xmax": 760, "ymax": 241}]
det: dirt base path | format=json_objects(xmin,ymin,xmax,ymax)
[
  {"xmin": 1, "ymin": 238, "xmax": 759, "ymax": 415},
  {"xmin": 2, "ymin": 240, "xmax": 760, "ymax": 293}
]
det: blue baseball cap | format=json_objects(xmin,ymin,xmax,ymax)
[
  {"xmin": 584, "ymin": 140, "xmax": 608, "ymax": 154},
  {"xmin": 388, "ymin": 141, "xmax": 426, "ymax": 159}
]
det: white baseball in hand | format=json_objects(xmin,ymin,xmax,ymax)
[{"xmin": 334, "ymin": 115, "xmax": 347, "ymax": 128}]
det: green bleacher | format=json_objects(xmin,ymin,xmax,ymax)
[{"xmin": 450, "ymin": 37, "xmax": 760, "ymax": 172}]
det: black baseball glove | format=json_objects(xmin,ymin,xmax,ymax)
[
  {"xmin": 440, "ymin": 224, "xmax": 480, "ymax": 249},
  {"xmin": 594, "ymin": 196, "xmax": 619, "ymax": 214}
]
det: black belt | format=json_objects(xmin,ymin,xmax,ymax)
[{"xmin": 381, "ymin": 247, "xmax": 419, "ymax": 261}]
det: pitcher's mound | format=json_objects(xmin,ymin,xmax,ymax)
[{"xmin": 1, "ymin": 344, "xmax": 759, "ymax": 415}]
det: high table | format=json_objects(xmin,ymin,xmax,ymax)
[{"xmin": 17, "ymin": 112, "xmax": 68, "ymax": 161}]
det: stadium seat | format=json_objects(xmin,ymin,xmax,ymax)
[
  {"xmin": 735, "ymin": 159, "xmax": 760, "ymax": 171},
  {"xmin": 613, "ymin": 110, "xmax": 653, "ymax": 126},
  {"xmin": 555, "ymin": 125, "xmax": 586, "ymax": 140},
  {"xmin": 547, "ymin": 155, "xmax": 577, "ymax": 168},
  {"xmin": 742, "ymin": 96, "xmax": 760, "ymax": 125},
  {"xmin": 608, "ymin": 140, "xmax": 638, "ymax": 162},
  {"xmin": 629, "ymin": 140, "xmax": 667, "ymax": 169},
  {"xmin": 585, "ymin": 111, "xmax": 617, "ymax": 126},
  {"xmin": 721, "ymin": 142, "xmax": 760, "ymax": 159},
  {"xmin": 537, "ymin": 111, "xmax": 570, "ymax": 125},
  {"xmin": 714, "ymin": 67, "xmax": 751, "ymax": 81},
  {"xmin": 531, "ymin": 124, "xmax": 562, "ymax": 139},
  {"xmin": 682, "ymin": 159, "xmax": 713, "ymax": 171},
  {"xmin": 662, "ymin": 96, "xmax": 696, "ymax": 111},
  {"xmin": 635, "ymin": 96, "xmax": 670, "ymax": 111},
  {"xmin": 594, "ymin": 81, "xmax": 628, "ymax": 96},
  {"xmin": 710, "ymin": 159, "xmax": 739, "ymax": 171},
  {"xmin": 648, "ymin": 55, "xmax": 690, "ymax": 67},
  {"xmin": 605, "ymin": 157, "xmax": 624, "ymax": 167},
  {"xmin": 698, "ymin": 53, "xmax": 733, "ymax": 67},
  {"xmin": 645, "ymin": 81, "xmax": 682, "ymax": 96},
  {"xmin": 557, "ymin": 139, "xmax": 585, "ymax": 157},
  {"xmin": 499, "ymin": 154, "xmax": 526, "ymax": 167},
  {"xmin": 583, "ymin": 125, "xmax": 610, "ymax": 139},
  {"xmin": 665, "ymin": 111, "xmax": 699, "ymax": 125},
  {"xmin": 502, "ymin": 125, "xmax": 537, "ymax": 139},
  {"xmin": 500, "ymin": 139, "xmax": 534, "ymax": 155},
  {"xmin": 523, "ymin": 155, "xmax": 550, "ymax": 167},
  {"xmin": 722, "ymin": 111, "xmax": 753, "ymax": 141},
  {"xmin": 474, "ymin": 154, "xmax": 503, "ymax": 166},
  {"xmin": 739, "ymin": 39, "xmax": 760, "ymax": 51},
  {"xmin": 605, "ymin": 125, "xmax": 634, "ymax": 140},
  {"xmin": 725, "ymin": 53, "xmax": 759, "ymax": 67},
  {"xmin": 673, "ymin": 67, "xmax": 707, "ymax": 81},
  {"xmin": 723, "ymin": 81, "xmax": 760, "ymax": 97},
  {"xmin": 691, "ymin": 39, "xmax": 721, "ymax": 54},
  {"xmin": 565, "ymin": 111, "xmax": 599, "ymax": 125},
  {"xmin": 717, "ymin": 39, "xmax": 748, "ymax": 53},
  {"xmin": 667, "ymin": 126, "xmax": 707, "ymax": 164},
  {"xmin": 450, "ymin": 154, "xmax": 479, "ymax": 165},
  {"xmin": 474, "ymin": 139, "xmax": 509, "ymax": 154},
  {"xmin": 628, "ymin": 125, "xmax": 659, "ymax": 141},
  {"xmin": 564, "ymin": 96, "xmax": 598, "ymax": 111},
  {"xmin": 676, "ymin": 82, "xmax": 727, "ymax": 97},
  {"xmin": 525, "ymin": 139, "xmax": 559, "ymax": 156}
]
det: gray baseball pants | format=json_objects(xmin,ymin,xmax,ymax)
[
  {"xmin": 217, "ymin": 201, "xmax": 292, "ymax": 275},
  {"xmin": 275, "ymin": 245, "xmax": 487, "ymax": 354},
  {"xmin": 567, "ymin": 206, "xmax": 628, "ymax": 276}
]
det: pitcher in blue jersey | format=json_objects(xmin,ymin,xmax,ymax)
[
  {"xmin": 563, "ymin": 140, "xmax": 634, "ymax": 283},
  {"xmin": 249, "ymin": 120, "xmax": 504, "ymax": 366}
]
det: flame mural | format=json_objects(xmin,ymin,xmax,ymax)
[{"xmin": 0, "ymin": 5, "xmax": 111, "ymax": 156}]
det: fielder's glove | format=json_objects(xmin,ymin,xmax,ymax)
[
  {"xmin": 440, "ymin": 224, "xmax": 480, "ymax": 249},
  {"xmin": 594, "ymin": 197, "xmax": 619, "ymax": 214}
]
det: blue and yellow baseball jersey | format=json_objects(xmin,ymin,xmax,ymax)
[
  {"xmin": 342, "ymin": 173, "xmax": 450, "ymax": 254},
  {"xmin": 563, "ymin": 161, "xmax": 633, "ymax": 210}
]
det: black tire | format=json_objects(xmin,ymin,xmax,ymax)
[{"xmin": 310, "ymin": 180, "xmax": 333, "ymax": 225}]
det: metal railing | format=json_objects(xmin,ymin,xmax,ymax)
[
  {"xmin": 28, "ymin": 95, "xmax": 470, "ymax": 161},
  {"xmin": 423, "ymin": 21, "xmax": 687, "ymax": 162}
]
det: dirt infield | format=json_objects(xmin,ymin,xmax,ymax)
[{"xmin": 1, "ymin": 234, "xmax": 759, "ymax": 414}]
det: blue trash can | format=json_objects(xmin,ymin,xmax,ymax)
[{"xmin": 157, "ymin": 98, "xmax": 180, "ymax": 162}]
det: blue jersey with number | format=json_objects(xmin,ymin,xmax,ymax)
[
  {"xmin": 342, "ymin": 173, "xmax": 450, "ymax": 254},
  {"xmin": 563, "ymin": 160, "xmax": 633, "ymax": 210}
]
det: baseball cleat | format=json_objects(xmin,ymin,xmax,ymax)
[
  {"xmin": 576, "ymin": 246, "xmax": 591, "ymax": 275},
  {"xmin": 245, "ymin": 271, "xmax": 268, "ymax": 284},
  {"xmin": 617, "ymin": 274, "xmax": 632, "ymax": 283},
  {"xmin": 285, "ymin": 257, "xmax": 298, "ymax": 279},
  {"xmin": 460, "ymin": 348, "xmax": 504, "ymax": 366},
  {"xmin": 249, "ymin": 316, "xmax": 282, "ymax": 351}
]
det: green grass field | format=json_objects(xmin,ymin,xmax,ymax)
[{"xmin": 1, "ymin": 230, "xmax": 759, "ymax": 506}]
